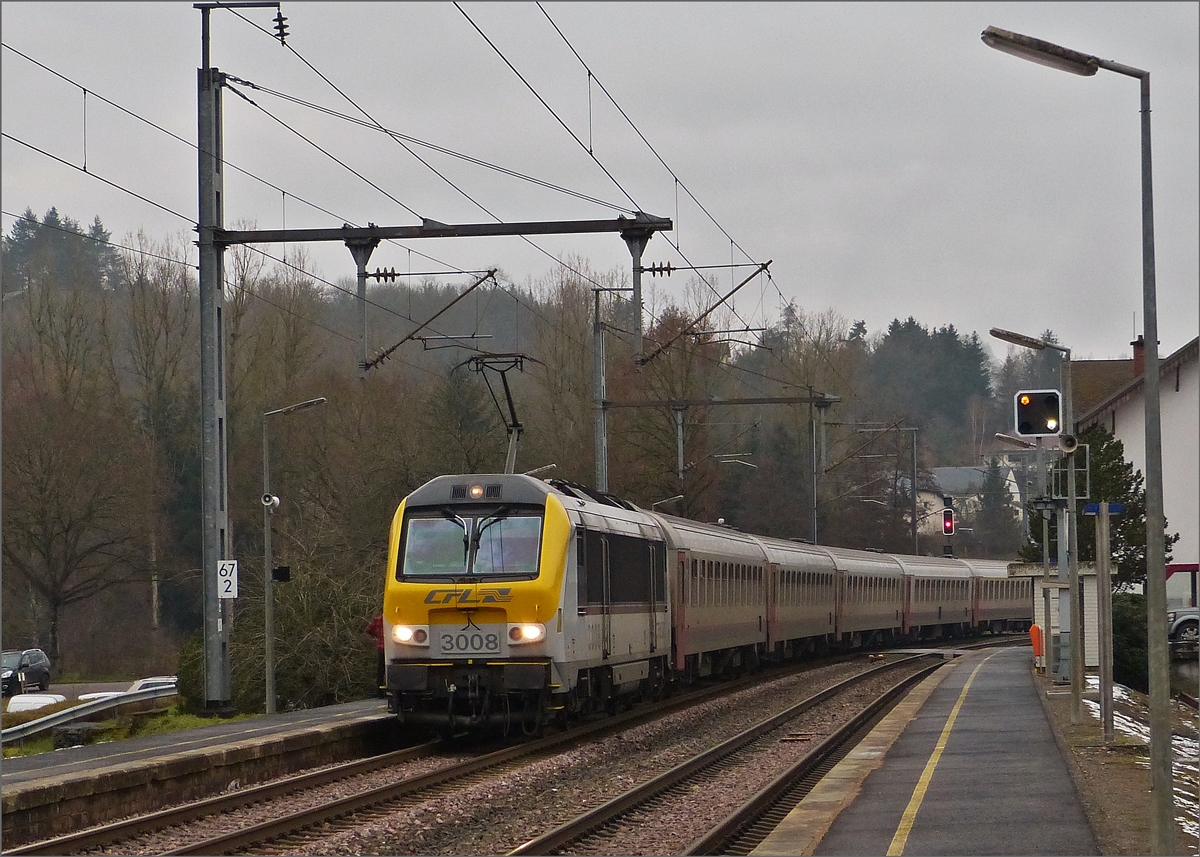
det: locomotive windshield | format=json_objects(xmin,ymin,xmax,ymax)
[{"xmin": 400, "ymin": 505, "xmax": 543, "ymax": 580}]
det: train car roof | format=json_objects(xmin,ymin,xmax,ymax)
[
  {"xmin": 890, "ymin": 555, "xmax": 973, "ymax": 578},
  {"xmin": 752, "ymin": 536, "xmax": 840, "ymax": 571},
  {"xmin": 814, "ymin": 545, "xmax": 905, "ymax": 576},
  {"xmin": 956, "ymin": 558, "xmax": 1021, "ymax": 578},
  {"xmin": 645, "ymin": 512, "xmax": 771, "ymax": 562}
]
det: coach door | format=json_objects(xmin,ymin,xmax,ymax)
[
  {"xmin": 600, "ymin": 535, "xmax": 613, "ymax": 658},
  {"xmin": 647, "ymin": 541, "xmax": 665, "ymax": 652}
]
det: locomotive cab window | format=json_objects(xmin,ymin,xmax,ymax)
[{"xmin": 398, "ymin": 504, "xmax": 543, "ymax": 580}]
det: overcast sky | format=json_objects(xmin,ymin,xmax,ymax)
[{"xmin": 3, "ymin": 2, "xmax": 1197, "ymax": 365}]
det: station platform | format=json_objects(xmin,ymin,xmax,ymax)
[{"xmin": 752, "ymin": 646, "xmax": 1099, "ymax": 856}]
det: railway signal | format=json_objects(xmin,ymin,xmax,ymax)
[
  {"xmin": 942, "ymin": 508, "xmax": 956, "ymax": 536},
  {"xmin": 1014, "ymin": 389, "xmax": 1062, "ymax": 437}
]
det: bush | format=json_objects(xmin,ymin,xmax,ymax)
[
  {"xmin": 175, "ymin": 629, "xmax": 205, "ymax": 714},
  {"xmin": 1111, "ymin": 593, "xmax": 1148, "ymax": 693}
]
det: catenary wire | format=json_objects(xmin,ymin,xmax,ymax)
[
  {"xmin": 0, "ymin": 42, "xmax": 482, "ymax": 279},
  {"xmin": 219, "ymin": 12, "xmax": 645, "ymax": 325},
  {"xmin": 223, "ymin": 76, "xmax": 636, "ymax": 215},
  {"xmin": 454, "ymin": 1, "xmax": 643, "ymax": 214}
]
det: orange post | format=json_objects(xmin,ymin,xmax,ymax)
[{"xmin": 1030, "ymin": 624, "xmax": 1044, "ymax": 658}]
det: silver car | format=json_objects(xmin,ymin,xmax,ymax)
[{"xmin": 1167, "ymin": 607, "xmax": 1199, "ymax": 642}]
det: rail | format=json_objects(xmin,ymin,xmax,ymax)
[{"xmin": 1, "ymin": 687, "xmax": 178, "ymax": 745}]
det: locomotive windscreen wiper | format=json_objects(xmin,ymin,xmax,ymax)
[
  {"xmin": 472, "ymin": 507, "xmax": 511, "ymax": 549},
  {"xmin": 467, "ymin": 506, "xmax": 510, "ymax": 574},
  {"xmin": 441, "ymin": 507, "xmax": 470, "ymax": 563}
]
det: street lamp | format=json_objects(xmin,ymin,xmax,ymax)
[
  {"xmin": 262, "ymin": 396, "xmax": 326, "ymax": 714},
  {"xmin": 991, "ymin": 328, "xmax": 1082, "ymax": 717},
  {"xmin": 983, "ymin": 29, "xmax": 1173, "ymax": 852}
]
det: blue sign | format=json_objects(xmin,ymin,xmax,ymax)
[{"xmin": 1084, "ymin": 503, "xmax": 1125, "ymax": 516}]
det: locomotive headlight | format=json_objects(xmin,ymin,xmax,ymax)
[
  {"xmin": 507, "ymin": 623, "xmax": 546, "ymax": 644},
  {"xmin": 392, "ymin": 625, "xmax": 429, "ymax": 646},
  {"xmin": 469, "ymin": 484, "xmax": 485, "ymax": 499}
]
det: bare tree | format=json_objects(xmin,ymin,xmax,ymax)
[{"xmin": 2, "ymin": 388, "xmax": 152, "ymax": 668}]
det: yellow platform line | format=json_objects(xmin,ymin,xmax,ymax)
[{"xmin": 886, "ymin": 652, "xmax": 996, "ymax": 856}]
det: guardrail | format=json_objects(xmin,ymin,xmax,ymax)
[{"xmin": 1, "ymin": 687, "xmax": 178, "ymax": 745}]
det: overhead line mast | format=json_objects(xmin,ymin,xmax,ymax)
[{"xmin": 196, "ymin": 3, "xmax": 674, "ymax": 706}]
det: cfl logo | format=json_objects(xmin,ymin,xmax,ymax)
[{"xmin": 424, "ymin": 588, "xmax": 514, "ymax": 605}]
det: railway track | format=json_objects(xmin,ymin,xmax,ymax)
[
  {"xmin": 7, "ymin": 657, "xmax": 844, "ymax": 856},
  {"xmin": 8, "ymin": 637, "xmax": 1020, "ymax": 855},
  {"xmin": 506, "ymin": 655, "xmax": 940, "ymax": 856}
]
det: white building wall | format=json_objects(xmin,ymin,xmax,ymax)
[{"xmin": 1093, "ymin": 345, "xmax": 1198, "ymax": 608}]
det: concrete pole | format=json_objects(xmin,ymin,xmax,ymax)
[
  {"xmin": 346, "ymin": 236, "xmax": 380, "ymax": 379},
  {"xmin": 675, "ymin": 407, "xmax": 686, "ymax": 483},
  {"xmin": 593, "ymin": 289, "xmax": 608, "ymax": 492},
  {"xmin": 262, "ymin": 420, "xmax": 275, "ymax": 715},
  {"xmin": 1057, "ymin": 504, "xmax": 1069, "ymax": 684},
  {"xmin": 909, "ymin": 428, "xmax": 918, "ymax": 555},
  {"xmin": 1097, "ymin": 502, "xmax": 1114, "ymax": 743},
  {"xmin": 622, "ymin": 230, "xmax": 651, "ymax": 361},
  {"xmin": 1131, "ymin": 69, "xmax": 1175, "ymax": 855},
  {"xmin": 260, "ymin": 396, "xmax": 324, "ymax": 716},
  {"xmin": 197, "ymin": 7, "xmax": 232, "ymax": 707},
  {"xmin": 1064, "ymin": 350, "xmax": 1083, "ymax": 725},
  {"xmin": 810, "ymin": 398, "xmax": 818, "ymax": 544}
]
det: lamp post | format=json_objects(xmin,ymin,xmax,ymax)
[
  {"xmin": 262, "ymin": 396, "xmax": 326, "ymax": 714},
  {"xmin": 983, "ymin": 28, "xmax": 1173, "ymax": 853},
  {"xmin": 855, "ymin": 426, "xmax": 918, "ymax": 555}
]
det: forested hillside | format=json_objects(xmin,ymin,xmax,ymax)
[{"xmin": 2, "ymin": 207, "xmax": 1165, "ymax": 710}]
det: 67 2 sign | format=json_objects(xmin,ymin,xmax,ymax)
[{"xmin": 217, "ymin": 560, "xmax": 239, "ymax": 599}]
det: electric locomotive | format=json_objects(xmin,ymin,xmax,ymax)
[{"xmin": 382, "ymin": 473, "xmax": 669, "ymax": 736}]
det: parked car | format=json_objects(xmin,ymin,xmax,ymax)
[
  {"xmin": 1167, "ymin": 607, "xmax": 1199, "ymax": 642},
  {"xmin": 1, "ymin": 649, "xmax": 51, "ymax": 696},
  {"xmin": 5, "ymin": 693, "xmax": 66, "ymax": 713},
  {"xmin": 126, "ymin": 676, "xmax": 177, "ymax": 693}
]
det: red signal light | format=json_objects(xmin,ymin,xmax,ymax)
[{"xmin": 942, "ymin": 508, "xmax": 956, "ymax": 536}]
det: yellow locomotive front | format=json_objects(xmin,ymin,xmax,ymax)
[{"xmin": 382, "ymin": 475, "xmax": 570, "ymax": 736}]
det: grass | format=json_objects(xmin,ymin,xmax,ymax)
[{"xmin": 1, "ymin": 701, "xmax": 256, "ymax": 758}]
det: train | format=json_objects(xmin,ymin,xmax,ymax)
[{"xmin": 381, "ymin": 473, "xmax": 1033, "ymax": 736}]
